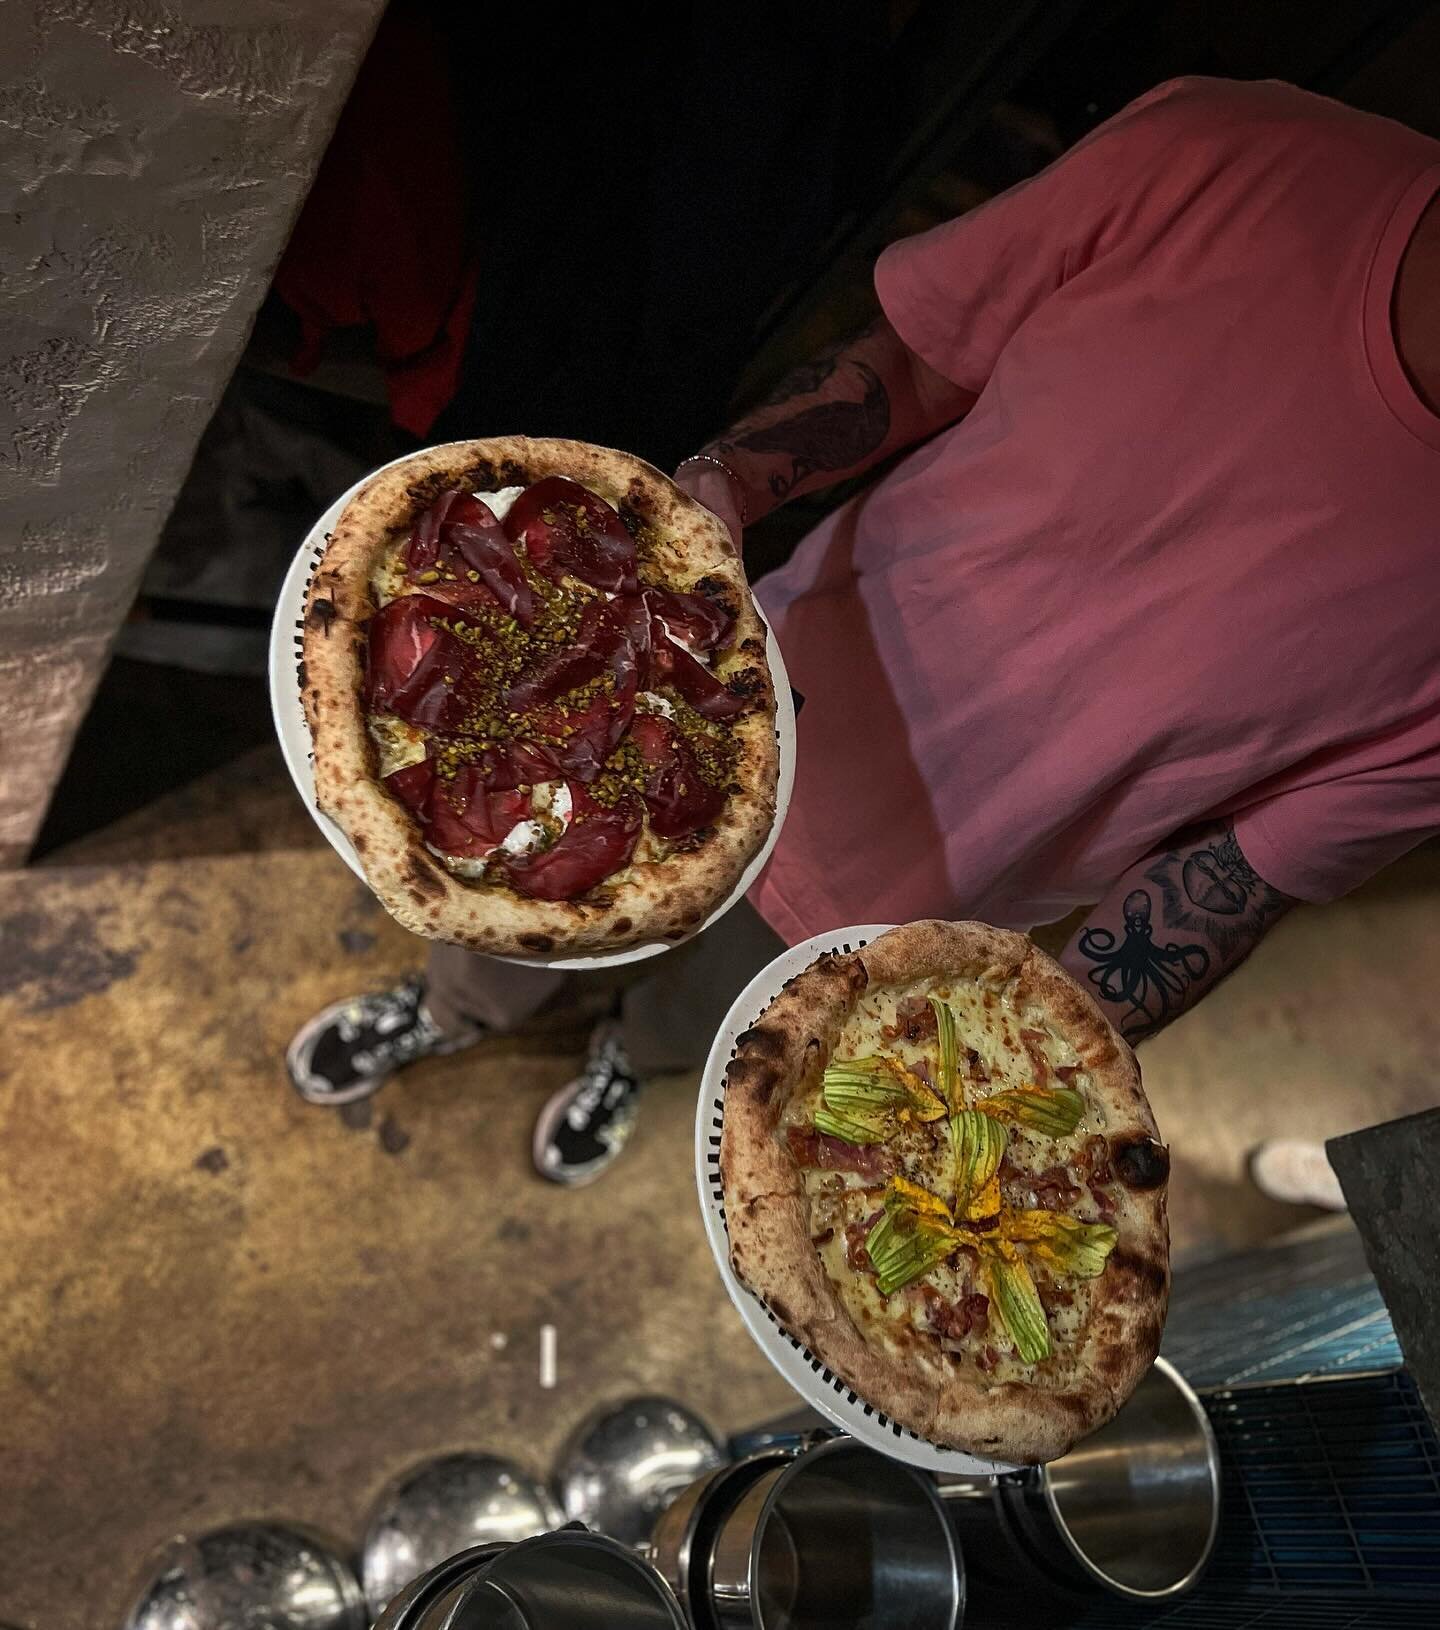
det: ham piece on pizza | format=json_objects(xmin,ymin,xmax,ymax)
[
  {"xmin": 302, "ymin": 438, "xmax": 778, "ymax": 957},
  {"xmin": 721, "ymin": 920, "xmax": 1170, "ymax": 1464}
]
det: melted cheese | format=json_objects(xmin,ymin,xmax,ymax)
[
  {"xmin": 499, "ymin": 819, "xmax": 547, "ymax": 857},
  {"xmin": 479, "ymin": 486, "xmax": 524, "ymax": 523},
  {"xmin": 370, "ymin": 713, "xmax": 426, "ymax": 777}
]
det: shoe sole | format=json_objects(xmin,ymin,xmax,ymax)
[
  {"xmin": 285, "ymin": 1025, "xmax": 396, "ymax": 1107},
  {"xmin": 284, "ymin": 987, "xmax": 423, "ymax": 1108}
]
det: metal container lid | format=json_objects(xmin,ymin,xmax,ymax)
[
  {"xmin": 554, "ymin": 1397, "xmax": 723, "ymax": 1548},
  {"xmin": 363, "ymin": 1454, "xmax": 563, "ymax": 1619},
  {"xmin": 124, "ymin": 1522, "xmax": 366, "ymax": 1630}
]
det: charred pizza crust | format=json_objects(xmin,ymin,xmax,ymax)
[
  {"xmin": 720, "ymin": 919, "xmax": 1169, "ymax": 1464},
  {"xmin": 302, "ymin": 437, "xmax": 778, "ymax": 956}
]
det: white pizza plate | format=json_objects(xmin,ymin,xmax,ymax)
[
  {"xmin": 268, "ymin": 451, "xmax": 797, "ymax": 971},
  {"xmin": 696, "ymin": 923, "xmax": 1020, "ymax": 1478}
]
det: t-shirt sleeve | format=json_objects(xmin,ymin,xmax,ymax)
[
  {"xmin": 875, "ymin": 77, "xmax": 1253, "ymax": 391},
  {"xmin": 1232, "ymin": 732, "xmax": 1440, "ymax": 903}
]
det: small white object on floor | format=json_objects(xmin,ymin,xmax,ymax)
[
  {"xmin": 1249, "ymin": 1139, "xmax": 1349, "ymax": 1211},
  {"xmin": 489, "ymin": 1332, "xmax": 508, "ymax": 1351},
  {"xmin": 539, "ymin": 1324, "xmax": 557, "ymax": 1389}
]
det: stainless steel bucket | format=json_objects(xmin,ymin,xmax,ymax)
[
  {"xmin": 707, "ymin": 1437, "xmax": 964, "ymax": 1629},
  {"xmin": 939, "ymin": 1357, "xmax": 1220, "ymax": 1624},
  {"xmin": 371, "ymin": 1544, "xmax": 512, "ymax": 1630},
  {"xmin": 1004, "ymin": 1356, "xmax": 1220, "ymax": 1598},
  {"xmin": 451, "ymin": 1530, "xmax": 688, "ymax": 1628},
  {"xmin": 553, "ymin": 1396, "xmax": 724, "ymax": 1547},
  {"xmin": 374, "ymin": 1531, "xmax": 687, "ymax": 1630},
  {"xmin": 362, "ymin": 1454, "xmax": 564, "ymax": 1618},
  {"xmin": 649, "ymin": 1451, "xmax": 793, "ymax": 1626}
]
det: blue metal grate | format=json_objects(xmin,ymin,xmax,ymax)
[
  {"xmin": 1072, "ymin": 1595, "xmax": 1440, "ymax": 1628},
  {"xmin": 1066, "ymin": 1372, "xmax": 1440, "ymax": 1628},
  {"xmin": 1202, "ymin": 1371, "xmax": 1440, "ymax": 1598},
  {"xmin": 1161, "ymin": 1223, "xmax": 1402, "ymax": 1389}
]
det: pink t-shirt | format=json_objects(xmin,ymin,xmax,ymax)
[{"xmin": 751, "ymin": 77, "xmax": 1440, "ymax": 943}]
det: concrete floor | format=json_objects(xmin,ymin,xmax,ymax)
[{"xmin": 4, "ymin": 745, "xmax": 1439, "ymax": 1626}]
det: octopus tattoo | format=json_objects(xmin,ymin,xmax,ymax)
[{"xmin": 1077, "ymin": 889, "xmax": 1210, "ymax": 1042}]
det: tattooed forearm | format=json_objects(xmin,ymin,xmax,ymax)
[
  {"xmin": 1144, "ymin": 829, "xmax": 1291, "ymax": 956},
  {"xmin": 1075, "ymin": 891, "xmax": 1210, "ymax": 1043},
  {"xmin": 751, "ymin": 315, "xmax": 888, "ymax": 408},
  {"xmin": 1062, "ymin": 823, "xmax": 1295, "ymax": 1044},
  {"xmin": 712, "ymin": 361, "xmax": 891, "ymax": 500},
  {"xmin": 689, "ymin": 313, "xmax": 970, "ymax": 523}
]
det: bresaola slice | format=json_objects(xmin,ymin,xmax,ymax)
[
  {"xmin": 496, "ymin": 786, "xmax": 641, "ymax": 901},
  {"xmin": 403, "ymin": 488, "xmax": 458, "ymax": 573},
  {"xmin": 642, "ymin": 583, "xmax": 748, "ymax": 716},
  {"xmin": 403, "ymin": 489, "xmax": 498, "ymax": 613},
  {"xmin": 504, "ymin": 476, "xmax": 638, "ymax": 594},
  {"xmin": 427, "ymin": 767, "xmax": 532, "ymax": 859},
  {"xmin": 643, "ymin": 586, "xmax": 734, "ymax": 655},
  {"xmin": 650, "ymin": 634, "xmax": 747, "ymax": 719},
  {"xmin": 503, "ymin": 633, "xmax": 609, "ymax": 715},
  {"xmin": 404, "ymin": 490, "xmax": 535, "ymax": 623},
  {"xmin": 383, "ymin": 756, "xmax": 436, "ymax": 816},
  {"xmin": 365, "ymin": 595, "xmax": 480, "ymax": 731},
  {"xmin": 445, "ymin": 494, "xmax": 537, "ymax": 626},
  {"xmin": 474, "ymin": 739, "xmax": 561, "ymax": 792},
  {"xmin": 525, "ymin": 691, "xmax": 614, "ymax": 783},
  {"xmin": 631, "ymin": 713, "xmax": 726, "ymax": 838},
  {"xmin": 390, "ymin": 757, "xmax": 641, "ymax": 899},
  {"xmin": 501, "ymin": 583, "xmax": 741, "ymax": 723},
  {"xmin": 504, "ymin": 597, "xmax": 643, "ymax": 767},
  {"xmin": 381, "ymin": 756, "xmax": 535, "ymax": 860},
  {"xmin": 504, "ymin": 597, "xmax": 616, "ymax": 712}
]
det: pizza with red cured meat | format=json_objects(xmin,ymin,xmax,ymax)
[{"xmin": 302, "ymin": 438, "xmax": 778, "ymax": 956}]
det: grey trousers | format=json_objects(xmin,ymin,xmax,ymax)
[{"xmin": 424, "ymin": 901, "xmax": 786, "ymax": 1078}]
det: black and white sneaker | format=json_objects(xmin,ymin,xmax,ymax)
[
  {"xmin": 532, "ymin": 1020, "xmax": 641, "ymax": 1186},
  {"xmin": 286, "ymin": 976, "xmax": 482, "ymax": 1106}
]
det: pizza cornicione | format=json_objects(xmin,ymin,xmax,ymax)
[
  {"xmin": 301, "ymin": 438, "xmax": 778, "ymax": 957},
  {"xmin": 720, "ymin": 920, "xmax": 1170, "ymax": 1464}
]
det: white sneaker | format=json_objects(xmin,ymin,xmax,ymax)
[
  {"xmin": 531, "ymin": 1019, "xmax": 641, "ymax": 1186},
  {"xmin": 1247, "ymin": 1139, "xmax": 1348, "ymax": 1211},
  {"xmin": 286, "ymin": 976, "xmax": 482, "ymax": 1106}
]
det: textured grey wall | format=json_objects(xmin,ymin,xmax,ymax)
[{"xmin": 0, "ymin": 0, "xmax": 386, "ymax": 863}]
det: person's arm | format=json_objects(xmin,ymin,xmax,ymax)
[
  {"xmin": 1059, "ymin": 822, "xmax": 1297, "ymax": 1044},
  {"xmin": 675, "ymin": 314, "xmax": 975, "ymax": 541}
]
